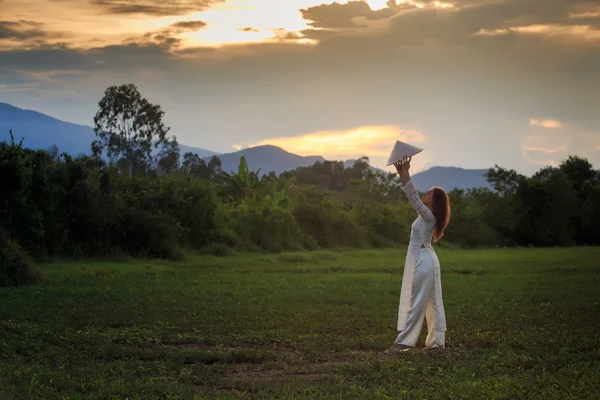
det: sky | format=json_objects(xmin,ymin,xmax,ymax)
[{"xmin": 1, "ymin": 0, "xmax": 599, "ymax": 174}]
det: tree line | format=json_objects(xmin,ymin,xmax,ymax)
[{"xmin": 1, "ymin": 83, "xmax": 598, "ymax": 285}]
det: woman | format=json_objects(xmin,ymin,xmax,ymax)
[{"xmin": 388, "ymin": 155, "xmax": 451, "ymax": 352}]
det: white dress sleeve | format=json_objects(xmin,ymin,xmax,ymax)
[{"xmin": 402, "ymin": 179, "xmax": 435, "ymax": 222}]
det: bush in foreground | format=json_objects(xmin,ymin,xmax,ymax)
[{"xmin": 0, "ymin": 230, "xmax": 37, "ymax": 286}]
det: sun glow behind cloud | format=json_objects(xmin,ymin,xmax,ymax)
[
  {"xmin": 529, "ymin": 118, "xmax": 563, "ymax": 129},
  {"xmin": 245, "ymin": 125, "xmax": 427, "ymax": 170},
  {"xmin": 475, "ymin": 24, "xmax": 600, "ymax": 42},
  {"xmin": 1, "ymin": 0, "xmax": 458, "ymax": 50}
]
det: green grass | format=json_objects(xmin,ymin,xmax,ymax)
[{"xmin": 1, "ymin": 247, "xmax": 599, "ymax": 399}]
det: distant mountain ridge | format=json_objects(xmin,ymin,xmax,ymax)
[
  {"xmin": 411, "ymin": 166, "xmax": 492, "ymax": 191},
  {"xmin": 0, "ymin": 102, "xmax": 491, "ymax": 190},
  {"xmin": 206, "ymin": 145, "xmax": 327, "ymax": 175},
  {"xmin": 0, "ymin": 102, "xmax": 218, "ymax": 159}
]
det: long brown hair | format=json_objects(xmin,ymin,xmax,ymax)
[{"xmin": 431, "ymin": 187, "xmax": 451, "ymax": 243}]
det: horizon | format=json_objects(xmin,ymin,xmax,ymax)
[
  {"xmin": 1, "ymin": 100, "xmax": 596, "ymax": 176},
  {"xmin": 2, "ymin": 0, "xmax": 599, "ymax": 174}
]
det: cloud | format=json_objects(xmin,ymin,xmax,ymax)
[
  {"xmin": 511, "ymin": 24, "xmax": 600, "ymax": 42},
  {"xmin": 529, "ymin": 119, "xmax": 563, "ymax": 128},
  {"xmin": 474, "ymin": 28, "xmax": 510, "ymax": 36},
  {"xmin": 300, "ymin": 1, "xmax": 396, "ymax": 29},
  {"xmin": 246, "ymin": 125, "xmax": 425, "ymax": 169},
  {"xmin": 140, "ymin": 19, "xmax": 207, "ymax": 49},
  {"xmin": 0, "ymin": 20, "xmax": 50, "ymax": 42},
  {"xmin": 232, "ymin": 144, "xmax": 242, "ymax": 151},
  {"xmin": 521, "ymin": 125, "xmax": 600, "ymax": 168},
  {"xmin": 170, "ymin": 20, "xmax": 208, "ymax": 31},
  {"xmin": 569, "ymin": 12, "xmax": 600, "ymax": 19},
  {"xmin": 90, "ymin": 0, "xmax": 222, "ymax": 16},
  {"xmin": 521, "ymin": 134, "xmax": 568, "ymax": 166}
]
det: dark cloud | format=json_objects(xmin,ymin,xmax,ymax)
[
  {"xmin": 0, "ymin": 42, "xmax": 178, "ymax": 74},
  {"xmin": 170, "ymin": 20, "xmax": 207, "ymax": 30},
  {"xmin": 90, "ymin": 0, "xmax": 223, "ymax": 16},
  {"xmin": 0, "ymin": 20, "xmax": 47, "ymax": 40},
  {"xmin": 137, "ymin": 20, "xmax": 207, "ymax": 50},
  {"xmin": 300, "ymin": 1, "xmax": 397, "ymax": 29},
  {"xmin": 239, "ymin": 27, "xmax": 260, "ymax": 33},
  {"xmin": 0, "ymin": 47, "xmax": 87, "ymax": 71}
]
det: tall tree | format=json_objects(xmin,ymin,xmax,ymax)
[
  {"xmin": 92, "ymin": 83, "xmax": 175, "ymax": 177},
  {"xmin": 517, "ymin": 167, "xmax": 579, "ymax": 246},
  {"xmin": 156, "ymin": 136, "xmax": 180, "ymax": 175},
  {"xmin": 485, "ymin": 165, "xmax": 524, "ymax": 196},
  {"xmin": 207, "ymin": 155, "xmax": 222, "ymax": 181},
  {"xmin": 559, "ymin": 155, "xmax": 598, "ymax": 196},
  {"xmin": 559, "ymin": 155, "xmax": 599, "ymax": 243},
  {"xmin": 181, "ymin": 152, "xmax": 210, "ymax": 179}
]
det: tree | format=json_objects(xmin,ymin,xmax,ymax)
[
  {"xmin": 559, "ymin": 155, "xmax": 598, "ymax": 196},
  {"xmin": 156, "ymin": 136, "xmax": 180, "ymax": 175},
  {"xmin": 517, "ymin": 168, "xmax": 579, "ymax": 246},
  {"xmin": 207, "ymin": 155, "xmax": 222, "ymax": 181},
  {"xmin": 485, "ymin": 165, "xmax": 524, "ymax": 196},
  {"xmin": 92, "ymin": 83, "xmax": 176, "ymax": 177},
  {"xmin": 217, "ymin": 156, "xmax": 261, "ymax": 202},
  {"xmin": 265, "ymin": 175, "xmax": 296, "ymax": 206},
  {"xmin": 559, "ymin": 155, "xmax": 599, "ymax": 243},
  {"xmin": 181, "ymin": 152, "xmax": 210, "ymax": 179}
]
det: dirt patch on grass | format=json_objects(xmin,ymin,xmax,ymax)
[
  {"xmin": 169, "ymin": 342, "xmax": 214, "ymax": 349},
  {"xmin": 226, "ymin": 364, "xmax": 329, "ymax": 383}
]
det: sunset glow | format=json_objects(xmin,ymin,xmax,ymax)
[
  {"xmin": 529, "ymin": 119, "xmax": 563, "ymax": 129},
  {"xmin": 246, "ymin": 125, "xmax": 426, "ymax": 169},
  {"xmin": 1, "ymin": 0, "xmax": 460, "ymax": 50}
]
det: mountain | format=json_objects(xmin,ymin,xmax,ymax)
[
  {"xmin": 1, "ymin": 102, "xmax": 492, "ymax": 190},
  {"xmin": 0, "ymin": 102, "xmax": 217, "ymax": 158},
  {"xmin": 412, "ymin": 166, "xmax": 491, "ymax": 191},
  {"xmin": 178, "ymin": 144, "xmax": 218, "ymax": 159},
  {"xmin": 0, "ymin": 102, "xmax": 98, "ymax": 156},
  {"xmin": 208, "ymin": 145, "xmax": 326, "ymax": 175}
]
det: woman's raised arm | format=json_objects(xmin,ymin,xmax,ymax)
[{"xmin": 394, "ymin": 157, "xmax": 435, "ymax": 222}]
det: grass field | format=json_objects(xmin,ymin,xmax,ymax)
[{"xmin": 1, "ymin": 247, "xmax": 599, "ymax": 399}]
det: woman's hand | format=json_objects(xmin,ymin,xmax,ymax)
[
  {"xmin": 393, "ymin": 156, "xmax": 412, "ymax": 184},
  {"xmin": 393, "ymin": 156, "xmax": 411, "ymax": 175}
]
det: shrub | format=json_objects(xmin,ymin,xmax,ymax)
[
  {"xmin": 0, "ymin": 231, "xmax": 37, "ymax": 286},
  {"xmin": 218, "ymin": 199, "xmax": 303, "ymax": 252},
  {"xmin": 292, "ymin": 188, "xmax": 366, "ymax": 248},
  {"xmin": 351, "ymin": 201, "xmax": 409, "ymax": 247},
  {"xmin": 200, "ymin": 243, "xmax": 234, "ymax": 257}
]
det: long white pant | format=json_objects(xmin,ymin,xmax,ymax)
[{"xmin": 394, "ymin": 248, "xmax": 445, "ymax": 348}]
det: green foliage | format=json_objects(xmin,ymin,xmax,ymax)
[
  {"xmin": 351, "ymin": 201, "xmax": 410, "ymax": 247},
  {"xmin": 0, "ymin": 230, "xmax": 37, "ymax": 286},
  {"xmin": 444, "ymin": 189, "xmax": 499, "ymax": 248},
  {"xmin": 199, "ymin": 243, "xmax": 235, "ymax": 257},
  {"xmin": 216, "ymin": 155, "xmax": 262, "ymax": 202},
  {"xmin": 217, "ymin": 199, "xmax": 303, "ymax": 252},
  {"xmin": 292, "ymin": 188, "xmax": 366, "ymax": 248}
]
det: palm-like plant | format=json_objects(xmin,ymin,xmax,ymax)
[
  {"xmin": 265, "ymin": 175, "xmax": 297, "ymax": 206},
  {"xmin": 217, "ymin": 156, "xmax": 261, "ymax": 202}
]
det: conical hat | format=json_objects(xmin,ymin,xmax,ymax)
[{"xmin": 386, "ymin": 140, "xmax": 423, "ymax": 166}]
